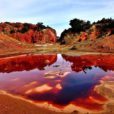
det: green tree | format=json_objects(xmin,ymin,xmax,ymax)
[
  {"xmin": 69, "ymin": 18, "xmax": 91, "ymax": 33},
  {"xmin": 36, "ymin": 22, "xmax": 46, "ymax": 30}
]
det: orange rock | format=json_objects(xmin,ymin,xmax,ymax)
[{"xmin": 0, "ymin": 23, "xmax": 57, "ymax": 44}]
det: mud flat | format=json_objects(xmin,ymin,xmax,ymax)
[
  {"xmin": 0, "ymin": 91, "xmax": 63, "ymax": 114},
  {"xmin": 0, "ymin": 43, "xmax": 114, "ymax": 58},
  {"xmin": 0, "ymin": 78, "xmax": 114, "ymax": 114},
  {"xmin": 94, "ymin": 79, "xmax": 114, "ymax": 114}
]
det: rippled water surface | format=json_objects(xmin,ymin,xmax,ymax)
[{"xmin": 0, "ymin": 54, "xmax": 114, "ymax": 112}]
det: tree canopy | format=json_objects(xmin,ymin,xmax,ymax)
[
  {"xmin": 69, "ymin": 18, "xmax": 91, "ymax": 33},
  {"xmin": 36, "ymin": 22, "xmax": 46, "ymax": 29}
]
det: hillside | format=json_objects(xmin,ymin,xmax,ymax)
[
  {"xmin": 59, "ymin": 18, "xmax": 114, "ymax": 53},
  {"xmin": 0, "ymin": 19, "xmax": 114, "ymax": 54},
  {"xmin": 0, "ymin": 32, "xmax": 35, "ymax": 57},
  {"xmin": 0, "ymin": 22, "xmax": 57, "ymax": 44},
  {"xmin": 0, "ymin": 33, "xmax": 22, "ymax": 48}
]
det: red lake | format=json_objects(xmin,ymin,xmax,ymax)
[{"xmin": 0, "ymin": 54, "xmax": 114, "ymax": 113}]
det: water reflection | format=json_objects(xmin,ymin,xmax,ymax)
[
  {"xmin": 62, "ymin": 54, "xmax": 114, "ymax": 72},
  {"xmin": 0, "ymin": 54, "xmax": 57, "ymax": 72},
  {"xmin": 0, "ymin": 54, "xmax": 114, "ymax": 112}
]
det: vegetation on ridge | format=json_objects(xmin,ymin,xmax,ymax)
[{"xmin": 59, "ymin": 18, "xmax": 114, "ymax": 52}]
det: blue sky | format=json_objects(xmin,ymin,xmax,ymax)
[{"xmin": 0, "ymin": 0, "xmax": 114, "ymax": 36}]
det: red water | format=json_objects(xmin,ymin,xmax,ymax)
[{"xmin": 0, "ymin": 54, "xmax": 114, "ymax": 111}]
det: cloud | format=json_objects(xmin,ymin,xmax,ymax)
[{"xmin": 0, "ymin": 0, "xmax": 114, "ymax": 36}]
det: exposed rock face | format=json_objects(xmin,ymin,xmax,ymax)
[
  {"xmin": 0, "ymin": 23, "xmax": 57, "ymax": 44},
  {"xmin": 79, "ymin": 28, "xmax": 113, "ymax": 42},
  {"xmin": 9, "ymin": 28, "xmax": 56, "ymax": 44},
  {"xmin": 60, "ymin": 26, "xmax": 113, "ymax": 44}
]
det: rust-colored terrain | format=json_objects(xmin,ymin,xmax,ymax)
[
  {"xmin": 0, "ymin": 22, "xmax": 57, "ymax": 56},
  {"xmin": 0, "ymin": 18, "xmax": 114, "ymax": 54},
  {"xmin": 0, "ymin": 22, "xmax": 56, "ymax": 44},
  {"xmin": 60, "ymin": 18, "xmax": 114, "ymax": 53}
]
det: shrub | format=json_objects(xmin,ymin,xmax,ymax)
[
  {"xmin": 10, "ymin": 30, "xmax": 15, "ymax": 34},
  {"xmin": 36, "ymin": 22, "xmax": 46, "ymax": 30},
  {"xmin": 20, "ymin": 27, "xmax": 28, "ymax": 33}
]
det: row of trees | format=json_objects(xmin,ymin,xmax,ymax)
[
  {"xmin": 93, "ymin": 18, "xmax": 114, "ymax": 25},
  {"xmin": 95, "ymin": 18, "xmax": 114, "ymax": 35},
  {"xmin": 69, "ymin": 18, "xmax": 114, "ymax": 33}
]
